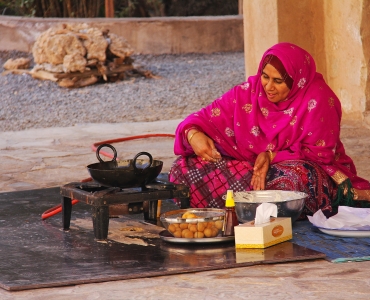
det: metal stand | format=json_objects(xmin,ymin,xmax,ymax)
[{"xmin": 60, "ymin": 181, "xmax": 190, "ymax": 240}]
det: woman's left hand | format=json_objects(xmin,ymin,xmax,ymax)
[{"xmin": 251, "ymin": 152, "xmax": 271, "ymax": 190}]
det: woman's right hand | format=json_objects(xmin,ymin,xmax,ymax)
[{"xmin": 187, "ymin": 129, "xmax": 221, "ymax": 162}]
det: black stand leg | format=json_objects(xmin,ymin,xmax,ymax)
[
  {"xmin": 179, "ymin": 197, "xmax": 190, "ymax": 208},
  {"xmin": 92, "ymin": 206, "xmax": 109, "ymax": 240},
  {"xmin": 147, "ymin": 200, "xmax": 158, "ymax": 221},
  {"xmin": 62, "ymin": 196, "xmax": 72, "ymax": 230}
]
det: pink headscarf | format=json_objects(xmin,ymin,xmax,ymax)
[{"xmin": 174, "ymin": 42, "xmax": 370, "ymax": 190}]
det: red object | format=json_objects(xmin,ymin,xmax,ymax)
[{"xmin": 105, "ymin": 0, "xmax": 115, "ymax": 18}]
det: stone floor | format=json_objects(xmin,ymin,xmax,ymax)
[{"xmin": 1, "ymin": 119, "xmax": 370, "ymax": 299}]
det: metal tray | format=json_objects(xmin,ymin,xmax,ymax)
[{"xmin": 159, "ymin": 230, "xmax": 235, "ymax": 244}]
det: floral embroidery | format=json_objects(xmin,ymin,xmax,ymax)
[
  {"xmin": 261, "ymin": 107, "xmax": 269, "ymax": 117},
  {"xmin": 284, "ymin": 108, "xmax": 294, "ymax": 116},
  {"xmin": 300, "ymin": 126, "xmax": 304, "ymax": 130},
  {"xmin": 305, "ymin": 54, "xmax": 310, "ymax": 65},
  {"xmin": 233, "ymin": 146, "xmax": 237, "ymax": 150},
  {"xmin": 308, "ymin": 132, "xmax": 312, "ymax": 136},
  {"xmin": 249, "ymin": 144, "xmax": 253, "ymax": 149},
  {"xmin": 286, "ymin": 139, "xmax": 290, "ymax": 145},
  {"xmin": 250, "ymin": 126, "xmax": 260, "ymax": 137},
  {"xmin": 316, "ymin": 140, "xmax": 325, "ymax": 147},
  {"xmin": 259, "ymin": 92, "xmax": 262, "ymax": 97},
  {"xmin": 308, "ymin": 99, "xmax": 317, "ymax": 112},
  {"xmin": 266, "ymin": 143, "xmax": 275, "ymax": 151},
  {"xmin": 225, "ymin": 127, "xmax": 235, "ymax": 137},
  {"xmin": 211, "ymin": 108, "xmax": 221, "ymax": 117},
  {"xmin": 297, "ymin": 78, "xmax": 306, "ymax": 89},
  {"xmin": 328, "ymin": 97, "xmax": 334, "ymax": 108},
  {"xmin": 290, "ymin": 116, "xmax": 297, "ymax": 126},
  {"xmin": 273, "ymin": 124, "xmax": 276, "ymax": 128},
  {"xmin": 233, "ymin": 99, "xmax": 236, "ymax": 103},
  {"xmin": 240, "ymin": 82, "xmax": 250, "ymax": 90},
  {"xmin": 304, "ymin": 147, "xmax": 310, "ymax": 153},
  {"xmin": 242, "ymin": 103, "xmax": 252, "ymax": 113},
  {"xmin": 236, "ymin": 122, "xmax": 240, "ymax": 126}
]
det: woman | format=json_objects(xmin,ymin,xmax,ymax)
[{"xmin": 169, "ymin": 42, "xmax": 370, "ymax": 218}]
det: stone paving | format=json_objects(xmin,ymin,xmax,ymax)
[{"xmin": 1, "ymin": 119, "xmax": 370, "ymax": 299}]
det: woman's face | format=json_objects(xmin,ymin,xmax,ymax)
[{"xmin": 261, "ymin": 63, "xmax": 290, "ymax": 103}]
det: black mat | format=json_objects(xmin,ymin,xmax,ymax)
[
  {"xmin": 292, "ymin": 220, "xmax": 370, "ymax": 262},
  {"xmin": 0, "ymin": 188, "xmax": 325, "ymax": 291}
]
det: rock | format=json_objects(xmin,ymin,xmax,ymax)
[
  {"xmin": 81, "ymin": 28, "xmax": 108, "ymax": 62},
  {"xmin": 32, "ymin": 26, "xmax": 85, "ymax": 65},
  {"xmin": 14, "ymin": 23, "xmax": 144, "ymax": 87},
  {"xmin": 108, "ymin": 33, "xmax": 134, "ymax": 59},
  {"xmin": 32, "ymin": 63, "xmax": 64, "ymax": 73},
  {"xmin": 63, "ymin": 53, "xmax": 87, "ymax": 73},
  {"xmin": 3, "ymin": 57, "xmax": 31, "ymax": 70}
]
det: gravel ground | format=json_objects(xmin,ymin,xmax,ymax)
[{"xmin": 0, "ymin": 51, "xmax": 245, "ymax": 132}]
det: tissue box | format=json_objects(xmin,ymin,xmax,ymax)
[{"xmin": 234, "ymin": 217, "xmax": 292, "ymax": 249}]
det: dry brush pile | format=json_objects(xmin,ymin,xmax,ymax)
[{"xmin": 2, "ymin": 23, "xmax": 156, "ymax": 88}]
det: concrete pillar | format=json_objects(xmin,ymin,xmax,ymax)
[
  {"xmin": 323, "ymin": 0, "xmax": 366, "ymax": 121},
  {"xmin": 243, "ymin": 0, "xmax": 278, "ymax": 76}
]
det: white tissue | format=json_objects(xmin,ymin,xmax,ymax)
[
  {"xmin": 254, "ymin": 202, "xmax": 278, "ymax": 225},
  {"xmin": 307, "ymin": 206, "xmax": 370, "ymax": 230}
]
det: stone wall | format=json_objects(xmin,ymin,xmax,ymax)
[
  {"xmin": 0, "ymin": 15, "xmax": 243, "ymax": 54},
  {"xmin": 243, "ymin": 0, "xmax": 370, "ymax": 126}
]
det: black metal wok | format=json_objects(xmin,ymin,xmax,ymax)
[{"xmin": 87, "ymin": 144, "xmax": 163, "ymax": 188}]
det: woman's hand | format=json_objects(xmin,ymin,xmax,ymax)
[
  {"xmin": 187, "ymin": 129, "xmax": 221, "ymax": 162},
  {"xmin": 251, "ymin": 152, "xmax": 272, "ymax": 190}
]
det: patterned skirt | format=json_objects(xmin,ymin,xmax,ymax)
[{"xmin": 169, "ymin": 155, "xmax": 337, "ymax": 219}]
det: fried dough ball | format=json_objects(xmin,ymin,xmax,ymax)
[
  {"xmin": 181, "ymin": 229, "xmax": 194, "ymax": 238},
  {"xmin": 182, "ymin": 212, "xmax": 199, "ymax": 219},
  {"xmin": 215, "ymin": 220, "xmax": 224, "ymax": 230},
  {"xmin": 212, "ymin": 227, "xmax": 219, "ymax": 237},
  {"xmin": 207, "ymin": 221, "xmax": 215, "ymax": 228},
  {"xmin": 168, "ymin": 224, "xmax": 177, "ymax": 233},
  {"xmin": 179, "ymin": 223, "xmax": 189, "ymax": 230},
  {"xmin": 173, "ymin": 230, "xmax": 182, "ymax": 238},
  {"xmin": 188, "ymin": 224, "xmax": 198, "ymax": 233},
  {"xmin": 197, "ymin": 222, "xmax": 206, "ymax": 232},
  {"xmin": 194, "ymin": 232, "xmax": 205, "ymax": 238},
  {"xmin": 203, "ymin": 228, "xmax": 213, "ymax": 238}
]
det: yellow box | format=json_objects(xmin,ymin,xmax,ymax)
[{"xmin": 234, "ymin": 217, "xmax": 292, "ymax": 249}]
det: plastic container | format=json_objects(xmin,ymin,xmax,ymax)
[{"xmin": 223, "ymin": 190, "xmax": 239, "ymax": 236}]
